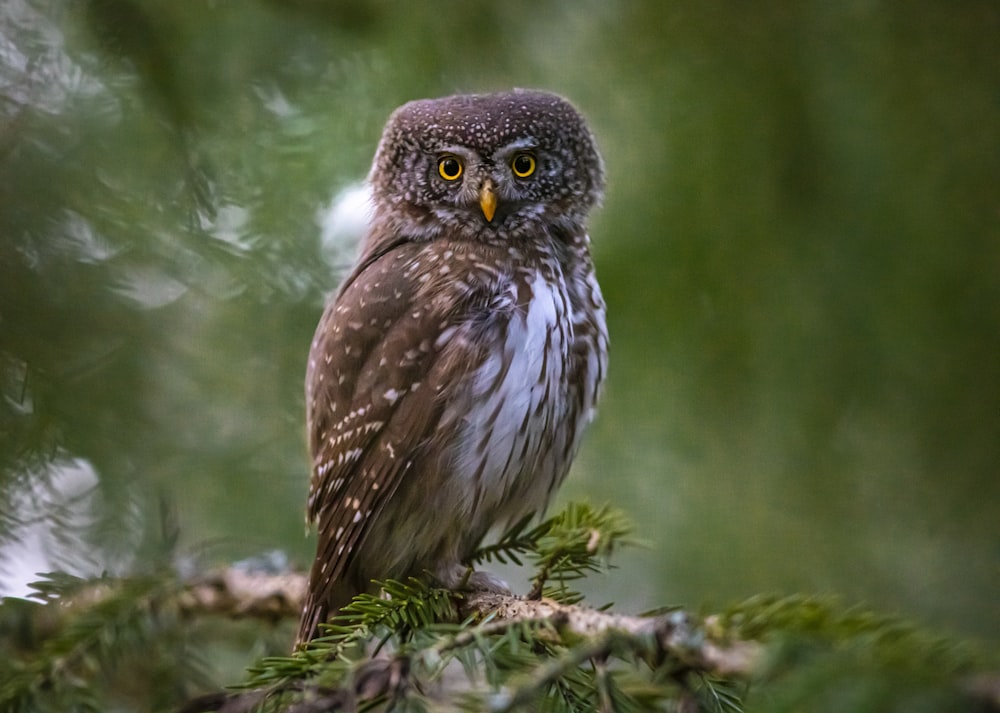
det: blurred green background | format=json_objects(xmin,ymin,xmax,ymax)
[{"xmin": 2, "ymin": 0, "xmax": 998, "ymax": 661}]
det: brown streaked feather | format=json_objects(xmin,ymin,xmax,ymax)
[{"xmin": 297, "ymin": 238, "xmax": 511, "ymax": 643}]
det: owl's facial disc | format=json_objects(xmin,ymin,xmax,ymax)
[{"xmin": 479, "ymin": 180, "xmax": 497, "ymax": 222}]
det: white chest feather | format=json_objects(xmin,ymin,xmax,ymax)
[{"xmin": 452, "ymin": 271, "xmax": 573, "ymax": 516}]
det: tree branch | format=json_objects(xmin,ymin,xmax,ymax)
[
  {"xmin": 459, "ymin": 591, "xmax": 761, "ymax": 678},
  {"xmin": 170, "ymin": 569, "xmax": 761, "ymax": 679},
  {"xmin": 20, "ymin": 567, "xmax": 994, "ymax": 712},
  {"xmin": 177, "ymin": 567, "xmax": 306, "ymax": 622}
]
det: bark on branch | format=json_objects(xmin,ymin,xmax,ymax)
[
  {"xmin": 173, "ymin": 568, "xmax": 761, "ymax": 678},
  {"xmin": 460, "ymin": 591, "xmax": 761, "ymax": 678},
  {"xmin": 176, "ymin": 569, "xmax": 763, "ymax": 713}
]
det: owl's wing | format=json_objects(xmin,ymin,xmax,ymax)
[{"xmin": 299, "ymin": 240, "xmax": 500, "ymax": 642}]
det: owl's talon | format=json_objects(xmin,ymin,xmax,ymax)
[
  {"xmin": 462, "ymin": 569, "xmax": 511, "ymax": 596},
  {"xmin": 439, "ymin": 564, "xmax": 509, "ymax": 595}
]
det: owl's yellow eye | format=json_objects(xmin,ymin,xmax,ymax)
[
  {"xmin": 438, "ymin": 155, "xmax": 463, "ymax": 181},
  {"xmin": 511, "ymin": 152, "xmax": 536, "ymax": 178}
]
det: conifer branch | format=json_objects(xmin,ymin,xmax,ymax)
[
  {"xmin": 459, "ymin": 591, "xmax": 762, "ymax": 678},
  {"xmin": 5, "ymin": 504, "xmax": 996, "ymax": 713}
]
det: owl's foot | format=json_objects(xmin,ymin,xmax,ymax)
[
  {"xmin": 437, "ymin": 563, "xmax": 511, "ymax": 596},
  {"xmin": 462, "ymin": 568, "xmax": 511, "ymax": 595}
]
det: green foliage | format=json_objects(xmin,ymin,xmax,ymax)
[
  {"xmin": 239, "ymin": 577, "xmax": 462, "ymax": 694},
  {"xmin": 719, "ymin": 595, "xmax": 991, "ymax": 713},
  {"xmin": 226, "ymin": 504, "xmax": 687, "ymax": 713},
  {"xmin": 0, "ymin": 571, "xmax": 211, "ymax": 713},
  {"xmin": 1, "ymin": 506, "xmax": 996, "ymax": 713},
  {"xmin": 189, "ymin": 507, "xmax": 997, "ymax": 713},
  {"xmin": 474, "ymin": 502, "xmax": 636, "ymax": 603}
]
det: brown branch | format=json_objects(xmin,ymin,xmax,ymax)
[
  {"xmin": 17, "ymin": 568, "xmax": 998, "ymax": 712},
  {"xmin": 459, "ymin": 591, "xmax": 761, "ymax": 677},
  {"xmin": 177, "ymin": 568, "xmax": 307, "ymax": 622},
  {"xmin": 52, "ymin": 567, "xmax": 983, "ymax": 713},
  {"xmin": 167, "ymin": 570, "xmax": 761, "ymax": 678},
  {"xmin": 175, "ymin": 573, "xmax": 762, "ymax": 713}
]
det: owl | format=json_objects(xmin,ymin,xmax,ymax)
[{"xmin": 298, "ymin": 89, "xmax": 607, "ymax": 645}]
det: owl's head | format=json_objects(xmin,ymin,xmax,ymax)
[{"xmin": 368, "ymin": 89, "xmax": 605, "ymax": 243}]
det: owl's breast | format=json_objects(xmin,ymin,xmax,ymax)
[{"xmin": 442, "ymin": 266, "xmax": 589, "ymax": 524}]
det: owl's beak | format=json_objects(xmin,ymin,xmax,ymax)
[{"xmin": 479, "ymin": 181, "xmax": 497, "ymax": 223}]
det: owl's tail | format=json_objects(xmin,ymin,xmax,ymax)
[{"xmin": 294, "ymin": 574, "xmax": 358, "ymax": 648}]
